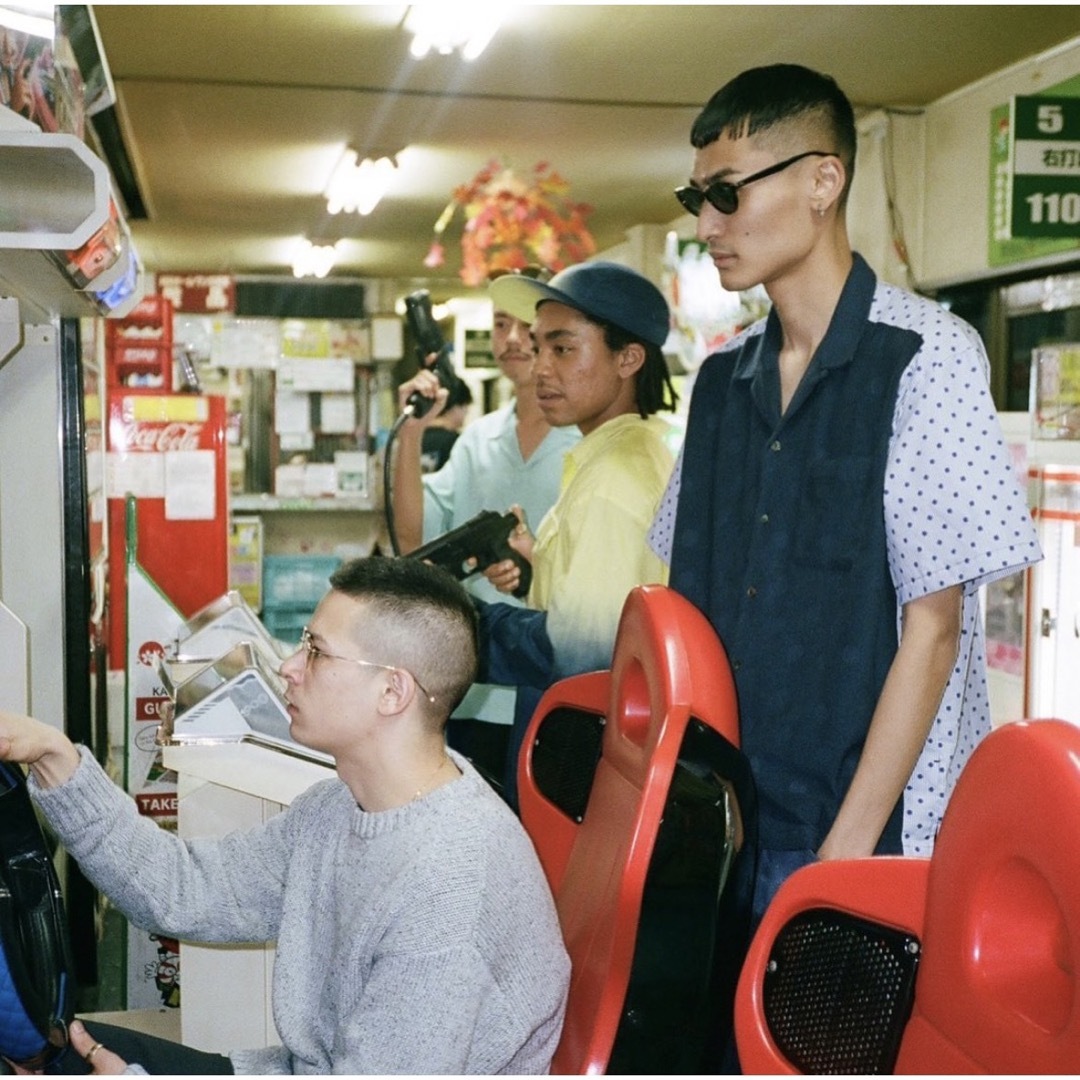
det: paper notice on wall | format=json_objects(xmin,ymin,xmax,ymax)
[
  {"xmin": 164, "ymin": 450, "xmax": 216, "ymax": 520},
  {"xmin": 107, "ymin": 451, "xmax": 165, "ymax": 498},
  {"xmin": 275, "ymin": 390, "xmax": 311, "ymax": 434},
  {"xmin": 320, "ymin": 392, "xmax": 357, "ymax": 433},
  {"xmin": 278, "ymin": 357, "xmax": 355, "ymax": 393}
]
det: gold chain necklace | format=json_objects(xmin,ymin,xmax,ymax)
[{"xmin": 412, "ymin": 753, "xmax": 451, "ymax": 802}]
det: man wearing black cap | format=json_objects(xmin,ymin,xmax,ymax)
[{"xmin": 479, "ymin": 260, "xmax": 679, "ymax": 805}]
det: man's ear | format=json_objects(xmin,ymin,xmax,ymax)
[
  {"xmin": 617, "ymin": 341, "xmax": 646, "ymax": 381},
  {"xmin": 376, "ymin": 668, "xmax": 413, "ymax": 716},
  {"xmin": 812, "ymin": 155, "xmax": 846, "ymax": 213}
]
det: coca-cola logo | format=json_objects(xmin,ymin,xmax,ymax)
[{"xmin": 123, "ymin": 423, "xmax": 204, "ymax": 452}]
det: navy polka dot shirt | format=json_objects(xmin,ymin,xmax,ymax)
[{"xmin": 650, "ymin": 266, "xmax": 1042, "ymax": 855}]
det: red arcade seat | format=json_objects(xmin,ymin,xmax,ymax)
[
  {"xmin": 734, "ymin": 718, "xmax": 1080, "ymax": 1074},
  {"xmin": 517, "ymin": 584, "xmax": 757, "ymax": 1075}
]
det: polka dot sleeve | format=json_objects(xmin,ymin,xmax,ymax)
[
  {"xmin": 647, "ymin": 447, "xmax": 682, "ymax": 565},
  {"xmin": 882, "ymin": 291, "xmax": 1041, "ymax": 606}
]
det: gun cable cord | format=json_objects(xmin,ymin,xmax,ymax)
[
  {"xmin": 383, "ymin": 409, "xmax": 412, "ymax": 557},
  {"xmin": 0, "ymin": 760, "xmax": 75, "ymax": 1069}
]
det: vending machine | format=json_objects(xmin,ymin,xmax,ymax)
[{"xmin": 105, "ymin": 390, "xmax": 230, "ymax": 671}]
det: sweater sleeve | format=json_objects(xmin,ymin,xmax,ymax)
[{"xmin": 30, "ymin": 746, "xmax": 294, "ymax": 944}]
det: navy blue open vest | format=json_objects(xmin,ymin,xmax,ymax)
[{"xmin": 669, "ymin": 255, "xmax": 922, "ymax": 853}]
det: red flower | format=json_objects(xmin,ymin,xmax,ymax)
[
  {"xmin": 427, "ymin": 160, "xmax": 596, "ymax": 284},
  {"xmin": 423, "ymin": 241, "xmax": 445, "ymax": 269}
]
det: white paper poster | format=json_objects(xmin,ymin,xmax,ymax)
[
  {"xmin": 164, "ymin": 449, "xmax": 217, "ymax": 520},
  {"xmin": 125, "ymin": 559, "xmax": 185, "ymax": 1010}
]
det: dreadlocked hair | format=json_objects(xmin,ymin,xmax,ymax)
[{"xmin": 598, "ymin": 321, "xmax": 679, "ymax": 418}]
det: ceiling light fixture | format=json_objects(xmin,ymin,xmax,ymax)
[
  {"xmin": 292, "ymin": 239, "xmax": 338, "ymax": 279},
  {"xmin": 404, "ymin": 4, "xmax": 502, "ymax": 61},
  {"xmin": 325, "ymin": 151, "xmax": 398, "ymax": 216}
]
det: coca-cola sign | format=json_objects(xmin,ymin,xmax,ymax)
[{"xmin": 122, "ymin": 422, "xmax": 205, "ymax": 452}]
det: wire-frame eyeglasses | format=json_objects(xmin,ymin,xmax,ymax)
[{"xmin": 299, "ymin": 627, "xmax": 436, "ymax": 704}]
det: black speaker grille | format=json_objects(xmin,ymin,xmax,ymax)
[
  {"xmin": 763, "ymin": 909, "xmax": 920, "ymax": 1074},
  {"xmin": 531, "ymin": 707, "xmax": 604, "ymax": 821}
]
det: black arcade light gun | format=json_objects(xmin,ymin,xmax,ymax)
[{"xmin": 407, "ymin": 511, "xmax": 532, "ymax": 599}]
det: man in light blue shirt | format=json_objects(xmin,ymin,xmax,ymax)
[{"xmin": 392, "ymin": 274, "xmax": 579, "ymax": 776}]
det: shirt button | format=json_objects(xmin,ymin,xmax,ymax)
[
  {"xmin": 747, "ymin": 585, "xmax": 757, "ymax": 598},
  {"xmin": 771, "ymin": 440, "xmax": 782, "ymax": 451},
  {"xmin": 760, "ymin": 513, "xmax": 769, "ymax": 524},
  {"xmin": 732, "ymin": 660, "xmax": 742, "ymax": 672}
]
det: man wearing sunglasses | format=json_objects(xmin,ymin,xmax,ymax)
[
  {"xmin": 651, "ymin": 64, "xmax": 1041, "ymax": 923},
  {"xmin": 0, "ymin": 557, "xmax": 570, "ymax": 1075}
]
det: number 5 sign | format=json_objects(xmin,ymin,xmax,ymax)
[{"xmin": 1010, "ymin": 95, "xmax": 1080, "ymax": 239}]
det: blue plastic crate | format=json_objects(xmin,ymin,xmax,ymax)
[
  {"xmin": 262, "ymin": 554, "xmax": 341, "ymax": 611},
  {"xmin": 261, "ymin": 607, "xmax": 311, "ymax": 647}
]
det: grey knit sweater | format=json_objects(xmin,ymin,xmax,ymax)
[{"xmin": 32, "ymin": 747, "xmax": 570, "ymax": 1074}]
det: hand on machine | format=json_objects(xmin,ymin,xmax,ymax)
[{"xmin": 407, "ymin": 510, "xmax": 532, "ymax": 599}]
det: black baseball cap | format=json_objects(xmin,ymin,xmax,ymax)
[{"xmin": 489, "ymin": 260, "xmax": 670, "ymax": 347}]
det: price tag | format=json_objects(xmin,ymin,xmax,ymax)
[{"xmin": 1010, "ymin": 95, "xmax": 1080, "ymax": 239}]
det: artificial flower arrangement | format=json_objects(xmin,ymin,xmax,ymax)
[{"xmin": 424, "ymin": 159, "xmax": 596, "ymax": 285}]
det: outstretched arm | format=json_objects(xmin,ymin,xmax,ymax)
[
  {"xmin": 391, "ymin": 367, "xmax": 447, "ymax": 553},
  {"xmin": 3, "ymin": 710, "xmax": 290, "ymax": 945},
  {"xmin": 819, "ymin": 584, "xmax": 962, "ymax": 861}
]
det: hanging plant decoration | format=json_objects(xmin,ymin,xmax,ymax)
[{"xmin": 424, "ymin": 159, "xmax": 596, "ymax": 285}]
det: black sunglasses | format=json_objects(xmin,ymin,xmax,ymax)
[{"xmin": 674, "ymin": 150, "xmax": 833, "ymax": 216}]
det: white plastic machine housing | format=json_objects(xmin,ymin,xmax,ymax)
[{"xmin": 157, "ymin": 592, "xmax": 331, "ymax": 765}]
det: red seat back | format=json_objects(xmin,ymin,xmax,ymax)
[
  {"xmin": 518, "ymin": 585, "xmax": 745, "ymax": 1075},
  {"xmin": 896, "ymin": 718, "xmax": 1080, "ymax": 1074},
  {"xmin": 734, "ymin": 719, "xmax": 1080, "ymax": 1074}
]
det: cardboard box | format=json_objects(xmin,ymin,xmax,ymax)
[
  {"xmin": 302, "ymin": 463, "xmax": 337, "ymax": 497},
  {"xmin": 274, "ymin": 463, "xmax": 305, "ymax": 497},
  {"xmin": 335, "ymin": 451, "xmax": 368, "ymax": 496}
]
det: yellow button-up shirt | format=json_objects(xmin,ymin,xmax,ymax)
[{"xmin": 530, "ymin": 413, "xmax": 675, "ymax": 676}]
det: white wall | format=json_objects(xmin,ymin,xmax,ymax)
[
  {"xmin": 913, "ymin": 35, "xmax": 1080, "ymax": 289},
  {"xmin": 847, "ymin": 110, "xmax": 926, "ymax": 290},
  {"xmin": 611, "ymin": 35, "xmax": 1080, "ymax": 296}
]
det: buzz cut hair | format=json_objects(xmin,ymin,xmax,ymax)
[
  {"xmin": 329, "ymin": 556, "xmax": 479, "ymax": 723},
  {"xmin": 691, "ymin": 64, "xmax": 857, "ymax": 200}
]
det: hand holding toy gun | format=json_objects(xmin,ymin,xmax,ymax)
[
  {"xmin": 407, "ymin": 510, "xmax": 532, "ymax": 599},
  {"xmin": 402, "ymin": 290, "xmax": 462, "ymax": 418}
]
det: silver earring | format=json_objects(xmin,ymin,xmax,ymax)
[{"xmin": 816, "ymin": 205, "xmax": 826, "ymax": 218}]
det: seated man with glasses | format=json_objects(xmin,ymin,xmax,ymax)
[
  {"xmin": 0, "ymin": 557, "xmax": 570, "ymax": 1075},
  {"xmin": 650, "ymin": 63, "xmax": 1041, "ymax": 926}
]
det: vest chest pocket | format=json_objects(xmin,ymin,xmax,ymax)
[{"xmin": 792, "ymin": 456, "xmax": 877, "ymax": 572}]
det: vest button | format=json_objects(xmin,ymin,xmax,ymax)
[
  {"xmin": 760, "ymin": 513, "xmax": 769, "ymax": 524},
  {"xmin": 771, "ymin": 440, "xmax": 782, "ymax": 451},
  {"xmin": 747, "ymin": 585, "xmax": 757, "ymax": 598}
]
